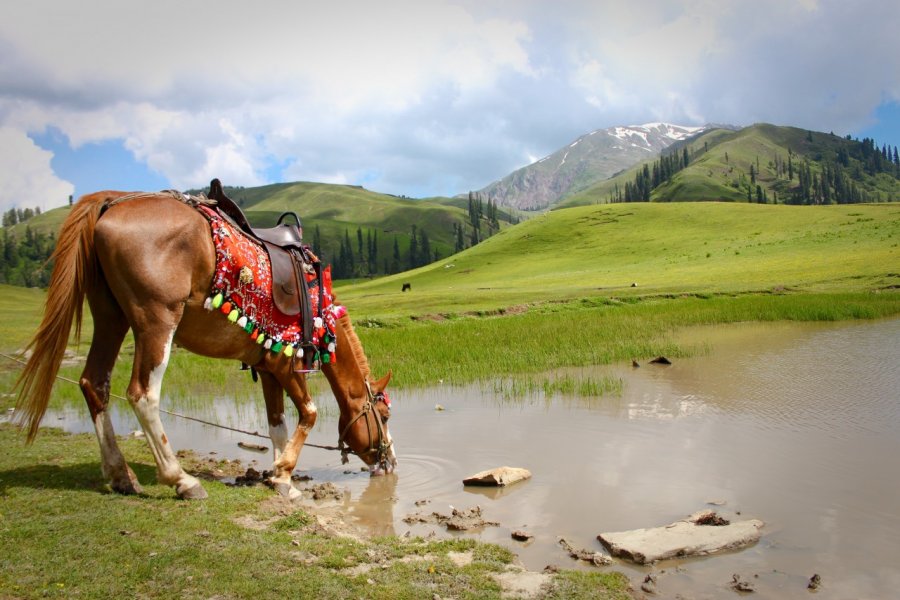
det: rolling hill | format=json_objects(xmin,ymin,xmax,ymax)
[
  {"xmin": 560, "ymin": 124, "xmax": 900, "ymax": 207},
  {"xmin": 1, "ymin": 181, "xmax": 510, "ymax": 284},
  {"xmin": 335, "ymin": 201, "xmax": 900, "ymax": 319}
]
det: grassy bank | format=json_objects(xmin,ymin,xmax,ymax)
[
  {"xmin": 0, "ymin": 424, "xmax": 632, "ymax": 600},
  {"xmin": 356, "ymin": 291, "xmax": 900, "ymax": 387}
]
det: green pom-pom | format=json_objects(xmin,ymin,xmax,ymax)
[
  {"xmin": 271, "ymin": 341, "xmax": 284, "ymax": 353},
  {"xmin": 227, "ymin": 309, "xmax": 240, "ymax": 323},
  {"xmin": 322, "ymin": 353, "xmax": 331, "ymax": 364},
  {"xmin": 243, "ymin": 320, "xmax": 254, "ymax": 333},
  {"xmin": 212, "ymin": 293, "xmax": 224, "ymax": 309}
]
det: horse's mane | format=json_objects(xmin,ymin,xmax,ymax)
[{"xmin": 337, "ymin": 313, "xmax": 370, "ymax": 380}]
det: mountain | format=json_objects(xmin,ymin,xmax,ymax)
[
  {"xmin": 473, "ymin": 123, "xmax": 710, "ymax": 211},
  {"xmin": 559, "ymin": 123, "xmax": 900, "ymax": 207}
]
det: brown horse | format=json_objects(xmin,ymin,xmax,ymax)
[{"xmin": 14, "ymin": 191, "xmax": 396, "ymax": 500}]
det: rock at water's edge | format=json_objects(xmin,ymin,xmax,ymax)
[
  {"xmin": 597, "ymin": 510, "xmax": 763, "ymax": 565},
  {"xmin": 463, "ymin": 467, "xmax": 532, "ymax": 487}
]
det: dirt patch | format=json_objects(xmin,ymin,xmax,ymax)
[
  {"xmin": 558, "ymin": 537, "xmax": 613, "ymax": 567},
  {"xmin": 493, "ymin": 566, "xmax": 552, "ymax": 599},
  {"xmin": 403, "ymin": 505, "xmax": 499, "ymax": 531},
  {"xmin": 177, "ymin": 449, "xmax": 250, "ymax": 479}
]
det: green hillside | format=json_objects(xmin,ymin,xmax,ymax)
[
  {"xmin": 336, "ymin": 202, "xmax": 900, "ymax": 318},
  {"xmin": 561, "ymin": 124, "xmax": 900, "ymax": 207},
  {"xmin": 1, "ymin": 182, "xmax": 504, "ymax": 284}
]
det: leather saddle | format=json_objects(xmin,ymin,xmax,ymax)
[{"xmin": 206, "ymin": 179, "xmax": 318, "ymax": 357}]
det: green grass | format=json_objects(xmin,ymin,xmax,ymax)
[
  {"xmin": 0, "ymin": 424, "xmax": 628, "ymax": 599},
  {"xmin": 337, "ymin": 202, "xmax": 900, "ymax": 318},
  {"xmin": 355, "ymin": 292, "xmax": 900, "ymax": 387}
]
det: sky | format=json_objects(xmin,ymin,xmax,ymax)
[{"xmin": 1, "ymin": 0, "xmax": 899, "ymax": 214}]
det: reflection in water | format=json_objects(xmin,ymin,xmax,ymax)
[
  {"xmin": 44, "ymin": 318, "xmax": 900, "ymax": 599},
  {"xmin": 346, "ymin": 473, "xmax": 399, "ymax": 537}
]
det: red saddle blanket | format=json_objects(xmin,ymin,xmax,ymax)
[{"xmin": 197, "ymin": 205, "xmax": 343, "ymax": 364}]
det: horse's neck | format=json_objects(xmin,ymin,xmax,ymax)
[{"xmin": 322, "ymin": 317, "xmax": 368, "ymax": 410}]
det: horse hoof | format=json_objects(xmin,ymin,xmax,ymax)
[
  {"xmin": 111, "ymin": 467, "xmax": 143, "ymax": 495},
  {"xmin": 177, "ymin": 482, "xmax": 208, "ymax": 500},
  {"xmin": 272, "ymin": 480, "xmax": 302, "ymax": 501},
  {"xmin": 111, "ymin": 479, "xmax": 144, "ymax": 495}
]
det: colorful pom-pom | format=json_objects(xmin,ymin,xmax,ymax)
[
  {"xmin": 212, "ymin": 293, "xmax": 224, "ymax": 309},
  {"xmin": 327, "ymin": 342, "xmax": 336, "ymax": 353},
  {"xmin": 271, "ymin": 341, "xmax": 283, "ymax": 354},
  {"xmin": 236, "ymin": 316, "xmax": 247, "ymax": 328},
  {"xmin": 257, "ymin": 334, "xmax": 266, "ymax": 345},
  {"xmin": 322, "ymin": 353, "xmax": 331, "ymax": 364},
  {"xmin": 250, "ymin": 329, "xmax": 259, "ymax": 341},
  {"xmin": 244, "ymin": 320, "xmax": 254, "ymax": 333},
  {"xmin": 203, "ymin": 297, "xmax": 213, "ymax": 311},
  {"xmin": 264, "ymin": 339, "xmax": 273, "ymax": 350},
  {"xmin": 227, "ymin": 309, "xmax": 240, "ymax": 323},
  {"xmin": 283, "ymin": 345, "xmax": 294, "ymax": 357},
  {"xmin": 220, "ymin": 301, "xmax": 232, "ymax": 314}
]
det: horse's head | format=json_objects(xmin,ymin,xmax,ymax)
[{"xmin": 340, "ymin": 370, "xmax": 397, "ymax": 475}]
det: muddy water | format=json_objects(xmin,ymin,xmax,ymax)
[{"xmin": 44, "ymin": 318, "xmax": 900, "ymax": 599}]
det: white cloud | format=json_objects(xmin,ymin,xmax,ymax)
[
  {"xmin": 0, "ymin": 0, "xmax": 898, "ymax": 213},
  {"xmin": 0, "ymin": 127, "xmax": 74, "ymax": 212}
]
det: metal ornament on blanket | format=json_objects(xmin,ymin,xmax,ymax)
[{"xmin": 198, "ymin": 205, "xmax": 343, "ymax": 367}]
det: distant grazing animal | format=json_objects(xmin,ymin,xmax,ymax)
[
  {"xmin": 14, "ymin": 189, "xmax": 396, "ymax": 500},
  {"xmin": 402, "ymin": 283, "xmax": 412, "ymax": 292}
]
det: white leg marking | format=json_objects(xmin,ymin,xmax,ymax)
[
  {"xmin": 132, "ymin": 329, "xmax": 202, "ymax": 494},
  {"xmin": 93, "ymin": 411, "xmax": 124, "ymax": 479},
  {"xmin": 269, "ymin": 414, "xmax": 289, "ymax": 461}
]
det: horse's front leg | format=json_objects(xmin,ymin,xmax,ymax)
[{"xmin": 264, "ymin": 367, "xmax": 317, "ymax": 500}]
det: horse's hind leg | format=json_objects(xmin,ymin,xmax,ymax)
[
  {"xmin": 127, "ymin": 306, "xmax": 206, "ymax": 499},
  {"xmin": 80, "ymin": 285, "xmax": 142, "ymax": 494},
  {"xmin": 259, "ymin": 371, "xmax": 300, "ymax": 499}
]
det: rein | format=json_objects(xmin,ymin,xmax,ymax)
[
  {"xmin": 337, "ymin": 380, "xmax": 391, "ymax": 469},
  {"xmin": 1, "ymin": 352, "xmax": 344, "ymax": 454}
]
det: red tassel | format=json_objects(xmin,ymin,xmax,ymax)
[
  {"xmin": 250, "ymin": 329, "xmax": 259, "ymax": 340},
  {"xmin": 220, "ymin": 301, "xmax": 232, "ymax": 314}
]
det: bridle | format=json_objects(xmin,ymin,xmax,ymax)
[{"xmin": 337, "ymin": 380, "xmax": 392, "ymax": 470}]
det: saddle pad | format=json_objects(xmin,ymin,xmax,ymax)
[{"xmin": 197, "ymin": 205, "xmax": 342, "ymax": 363}]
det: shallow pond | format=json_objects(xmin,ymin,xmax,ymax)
[{"xmin": 43, "ymin": 318, "xmax": 900, "ymax": 598}]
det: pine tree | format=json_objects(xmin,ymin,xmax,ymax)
[
  {"xmin": 391, "ymin": 236, "xmax": 401, "ymax": 274},
  {"xmin": 418, "ymin": 230, "xmax": 431, "ymax": 267},
  {"xmin": 407, "ymin": 225, "xmax": 418, "ymax": 269}
]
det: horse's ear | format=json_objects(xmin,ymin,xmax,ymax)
[{"xmin": 372, "ymin": 370, "xmax": 392, "ymax": 393}]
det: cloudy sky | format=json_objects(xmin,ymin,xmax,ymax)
[{"xmin": 1, "ymin": 0, "xmax": 899, "ymax": 213}]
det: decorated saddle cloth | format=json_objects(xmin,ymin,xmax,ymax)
[{"xmin": 196, "ymin": 205, "xmax": 344, "ymax": 364}]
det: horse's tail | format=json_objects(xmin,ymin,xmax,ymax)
[{"xmin": 15, "ymin": 192, "xmax": 110, "ymax": 442}]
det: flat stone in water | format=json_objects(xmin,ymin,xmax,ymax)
[
  {"xmin": 463, "ymin": 466, "xmax": 531, "ymax": 487},
  {"xmin": 597, "ymin": 510, "xmax": 764, "ymax": 565}
]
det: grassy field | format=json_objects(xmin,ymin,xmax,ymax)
[{"xmin": 336, "ymin": 202, "xmax": 899, "ymax": 316}]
